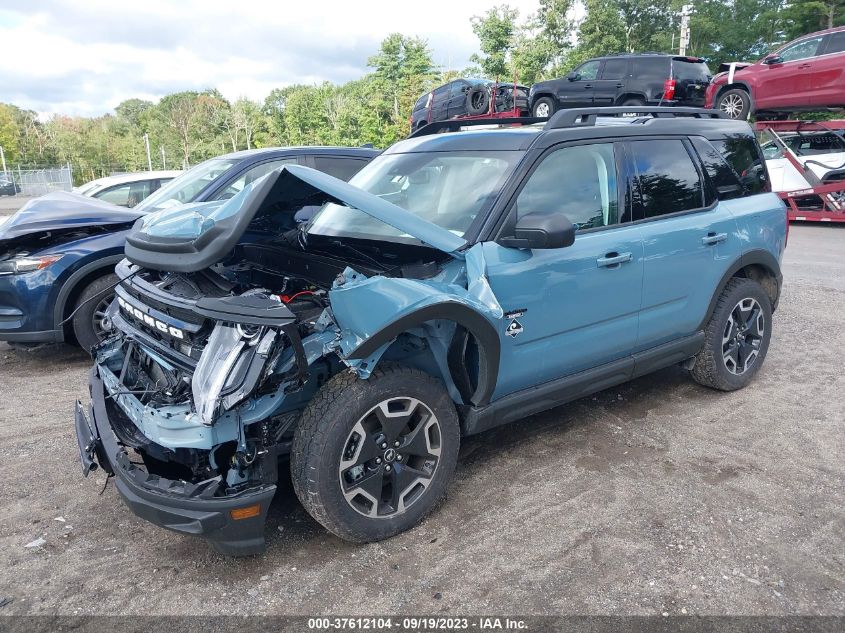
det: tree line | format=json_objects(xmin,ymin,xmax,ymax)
[{"xmin": 0, "ymin": 0, "xmax": 841, "ymax": 184}]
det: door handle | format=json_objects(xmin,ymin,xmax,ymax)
[
  {"xmin": 615, "ymin": 83, "xmax": 624, "ymax": 88},
  {"xmin": 596, "ymin": 252, "xmax": 633, "ymax": 267},
  {"xmin": 701, "ymin": 232, "xmax": 727, "ymax": 245},
  {"xmin": 583, "ymin": 84, "xmax": 593, "ymax": 89}
]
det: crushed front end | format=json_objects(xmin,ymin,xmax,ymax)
[{"xmin": 78, "ymin": 257, "xmax": 339, "ymax": 555}]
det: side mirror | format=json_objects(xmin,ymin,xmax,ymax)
[
  {"xmin": 763, "ymin": 54, "xmax": 783, "ymax": 65},
  {"xmin": 567, "ymin": 71, "xmax": 580, "ymax": 82},
  {"xmin": 498, "ymin": 213, "xmax": 575, "ymax": 250}
]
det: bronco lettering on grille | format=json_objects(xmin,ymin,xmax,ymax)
[{"xmin": 117, "ymin": 295, "xmax": 185, "ymax": 339}]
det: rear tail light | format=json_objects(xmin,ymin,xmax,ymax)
[{"xmin": 663, "ymin": 79, "xmax": 676, "ymax": 101}]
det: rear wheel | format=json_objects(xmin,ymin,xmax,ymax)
[
  {"xmin": 691, "ymin": 277, "xmax": 772, "ymax": 391},
  {"xmin": 291, "ymin": 364, "xmax": 460, "ymax": 543},
  {"xmin": 71, "ymin": 274, "xmax": 118, "ymax": 353},
  {"xmin": 716, "ymin": 88, "xmax": 750, "ymax": 120}
]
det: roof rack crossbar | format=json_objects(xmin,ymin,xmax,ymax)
[
  {"xmin": 409, "ymin": 116, "xmax": 547, "ymax": 138},
  {"xmin": 545, "ymin": 106, "xmax": 728, "ymax": 130}
]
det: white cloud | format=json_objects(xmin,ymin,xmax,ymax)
[{"xmin": 0, "ymin": 0, "xmax": 541, "ymax": 116}]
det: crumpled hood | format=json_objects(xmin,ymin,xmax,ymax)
[
  {"xmin": 285, "ymin": 164, "xmax": 467, "ymax": 255},
  {"xmin": 126, "ymin": 164, "xmax": 468, "ymax": 272},
  {"xmin": 0, "ymin": 191, "xmax": 142, "ymax": 240}
]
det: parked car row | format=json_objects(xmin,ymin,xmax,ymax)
[
  {"xmin": 0, "ymin": 147, "xmax": 377, "ymax": 350},
  {"xmin": 412, "ymin": 25, "xmax": 845, "ymax": 130}
]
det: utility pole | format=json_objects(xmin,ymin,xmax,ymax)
[
  {"xmin": 0, "ymin": 145, "xmax": 6, "ymax": 176},
  {"xmin": 160, "ymin": 146, "xmax": 166, "ymax": 170},
  {"xmin": 143, "ymin": 133, "xmax": 152, "ymax": 171},
  {"xmin": 679, "ymin": 5, "xmax": 693, "ymax": 56}
]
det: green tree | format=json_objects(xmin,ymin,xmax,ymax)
[
  {"xmin": 0, "ymin": 104, "xmax": 21, "ymax": 163},
  {"xmin": 470, "ymin": 5, "xmax": 519, "ymax": 79}
]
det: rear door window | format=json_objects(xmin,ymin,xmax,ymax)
[
  {"xmin": 821, "ymin": 31, "xmax": 845, "ymax": 55},
  {"xmin": 627, "ymin": 139, "xmax": 705, "ymax": 218},
  {"xmin": 601, "ymin": 59, "xmax": 628, "ymax": 80}
]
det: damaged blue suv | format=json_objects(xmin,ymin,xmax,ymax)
[{"xmin": 75, "ymin": 108, "xmax": 787, "ymax": 555}]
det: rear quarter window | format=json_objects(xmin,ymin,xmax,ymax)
[
  {"xmin": 710, "ymin": 136, "xmax": 770, "ymax": 195},
  {"xmin": 690, "ymin": 137, "xmax": 745, "ymax": 200}
]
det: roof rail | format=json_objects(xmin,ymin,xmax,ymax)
[
  {"xmin": 409, "ymin": 116, "xmax": 547, "ymax": 138},
  {"xmin": 545, "ymin": 106, "xmax": 728, "ymax": 130}
]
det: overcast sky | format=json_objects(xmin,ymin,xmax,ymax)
[{"xmin": 0, "ymin": 0, "xmax": 544, "ymax": 118}]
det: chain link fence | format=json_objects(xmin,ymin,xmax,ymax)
[{"xmin": 1, "ymin": 166, "xmax": 73, "ymax": 197}]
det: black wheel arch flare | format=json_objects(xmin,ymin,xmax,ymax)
[
  {"xmin": 343, "ymin": 301, "xmax": 501, "ymax": 407},
  {"xmin": 699, "ymin": 249, "xmax": 782, "ymax": 331}
]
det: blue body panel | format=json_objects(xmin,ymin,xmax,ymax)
[
  {"xmin": 0, "ymin": 228, "xmax": 130, "ymax": 340},
  {"xmin": 636, "ymin": 204, "xmax": 740, "ymax": 349},
  {"xmin": 482, "ymin": 224, "xmax": 645, "ymax": 398}
]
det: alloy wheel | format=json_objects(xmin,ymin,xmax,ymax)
[
  {"xmin": 719, "ymin": 93, "xmax": 745, "ymax": 118},
  {"xmin": 722, "ymin": 297, "xmax": 765, "ymax": 375},
  {"xmin": 534, "ymin": 102, "xmax": 550, "ymax": 118},
  {"xmin": 339, "ymin": 397, "xmax": 441, "ymax": 518},
  {"xmin": 92, "ymin": 293, "xmax": 114, "ymax": 340}
]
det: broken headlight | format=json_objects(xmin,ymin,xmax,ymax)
[{"xmin": 191, "ymin": 322, "xmax": 278, "ymax": 425}]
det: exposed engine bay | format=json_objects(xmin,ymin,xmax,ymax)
[{"xmin": 93, "ymin": 230, "xmax": 469, "ymax": 500}]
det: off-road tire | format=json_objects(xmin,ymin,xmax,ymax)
[
  {"xmin": 716, "ymin": 88, "xmax": 751, "ymax": 120},
  {"xmin": 532, "ymin": 96, "xmax": 556, "ymax": 118},
  {"xmin": 72, "ymin": 274, "xmax": 118, "ymax": 353},
  {"xmin": 291, "ymin": 363, "xmax": 460, "ymax": 543},
  {"xmin": 691, "ymin": 277, "xmax": 772, "ymax": 391}
]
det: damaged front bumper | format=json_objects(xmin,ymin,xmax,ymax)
[{"xmin": 75, "ymin": 366, "xmax": 276, "ymax": 556}]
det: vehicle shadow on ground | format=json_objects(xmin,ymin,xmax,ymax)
[{"xmin": 257, "ymin": 363, "xmax": 698, "ymax": 552}]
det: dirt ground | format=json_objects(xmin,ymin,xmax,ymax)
[{"xmin": 0, "ymin": 223, "xmax": 842, "ymax": 617}]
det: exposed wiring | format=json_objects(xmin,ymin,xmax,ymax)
[{"xmin": 59, "ymin": 268, "xmax": 141, "ymax": 327}]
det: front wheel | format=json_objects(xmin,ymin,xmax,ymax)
[
  {"xmin": 716, "ymin": 89, "xmax": 751, "ymax": 119},
  {"xmin": 291, "ymin": 363, "xmax": 460, "ymax": 542},
  {"xmin": 690, "ymin": 277, "xmax": 772, "ymax": 391},
  {"xmin": 532, "ymin": 97, "xmax": 556, "ymax": 118},
  {"xmin": 72, "ymin": 274, "xmax": 118, "ymax": 353}
]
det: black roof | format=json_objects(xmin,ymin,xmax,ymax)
[
  {"xmin": 394, "ymin": 107, "xmax": 752, "ymax": 153},
  {"xmin": 216, "ymin": 146, "xmax": 380, "ymax": 161}
]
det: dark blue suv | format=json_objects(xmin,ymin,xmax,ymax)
[
  {"xmin": 0, "ymin": 147, "xmax": 377, "ymax": 351},
  {"xmin": 76, "ymin": 107, "xmax": 786, "ymax": 556}
]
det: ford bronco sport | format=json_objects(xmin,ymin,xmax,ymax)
[{"xmin": 75, "ymin": 107, "xmax": 787, "ymax": 556}]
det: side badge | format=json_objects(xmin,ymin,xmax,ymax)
[{"xmin": 504, "ymin": 309, "xmax": 526, "ymax": 338}]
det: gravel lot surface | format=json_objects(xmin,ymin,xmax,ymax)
[{"xmin": 0, "ymin": 219, "xmax": 842, "ymax": 616}]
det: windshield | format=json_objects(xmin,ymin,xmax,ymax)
[
  {"xmin": 135, "ymin": 158, "xmax": 237, "ymax": 212},
  {"xmin": 307, "ymin": 151, "xmax": 522, "ymax": 242}
]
